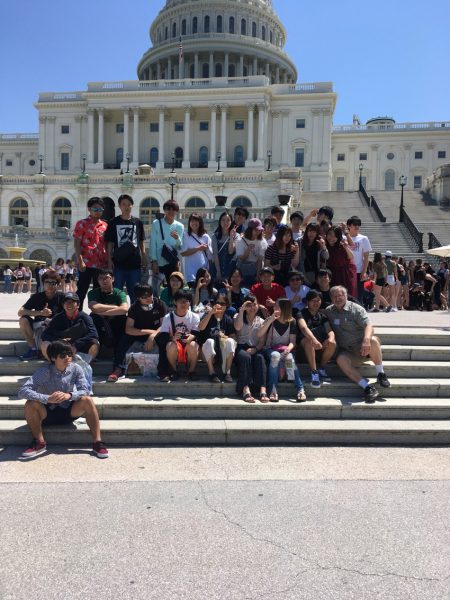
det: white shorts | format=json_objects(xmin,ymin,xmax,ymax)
[{"xmin": 386, "ymin": 274, "xmax": 395, "ymax": 286}]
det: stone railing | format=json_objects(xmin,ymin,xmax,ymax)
[
  {"xmin": 333, "ymin": 121, "xmax": 450, "ymax": 133},
  {"xmin": 37, "ymin": 92, "xmax": 85, "ymax": 103},
  {"xmin": 88, "ymin": 76, "xmax": 269, "ymax": 92},
  {"xmin": 149, "ymin": 32, "xmax": 285, "ymax": 54},
  {"xmin": 0, "ymin": 133, "xmax": 39, "ymax": 140}
]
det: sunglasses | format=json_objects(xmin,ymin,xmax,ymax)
[
  {"xmin": 58, "ymin": 351, "xmax": 73, "ymax": 358},
  {"xmin": 44, "ymin": 281, "xmax": 58, "ymax": 286},
  {"xmin": 90, "ymin": 207, "xmax": 104, "ymax": 212}
]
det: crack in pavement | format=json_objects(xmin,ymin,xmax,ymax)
[{"xmin": 197, "ymin": 481, "xmax": 448, "ymax": 585}]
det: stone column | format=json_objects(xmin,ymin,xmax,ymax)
[
  {"xmin": 182, "ymin": 105, "xmax": 191, "ymax": 168},
  {"xmin": 209, "ymin": 52, "xmax": 214, "ymax": 77},
  {"xmin": 38, "ymin": 116, "xmax": 46, "ymax": 162},
  {"xmin": 371, "ymin": 144, "xmax": 379, "ymax": 190},
  {"xmin": 427, "ymin": 143, "xmax": 435, "ymax": 177},
  {"xmin": 348, "ymin": 145, "xmax": 357, "ymax": 190},
  {"xmin": 97, "ymin": 109, "xmax": 104, "ymax": 167},
  {"xmin": 403, "ymin": 144, "xmax": 412, "ymax": 188},
  {"xmin": 239, "ymin": 55, "xmax": 244, "ymax": 77},
  {"xmin": 280, "ymin": 110, "xmax": 290, "ymax": 166},
  {"xmin": 73, "ymin": 115, "xmax": 83, "ymax": 171},
  {"xmin": 156, "ymin": 106, "xmax": 166, "ymax": 169},
  {"xmin": 194, "ymin": 53, "xmax": 199, "ymax": 78},
  {"xmin": 87, "ymin": 110, "xmax": 95, "ymax": 165},
  {"xmin": 283, "ymin": 71, "xmax": 288, "ymax": 83},
  {"xmin": 224, "ymin": 53, "xmax": 229, "ymax": 77},
  {"xmin": 265, "ymin": 62, "xmax": 270, "ymax": 78},
  {"xmin": 132, "ymin": 108, "xmax": 140, "ymax": 167},
  {"xmin": 220, "ymin": 105, "xmax": 228, "ymax": 165},
  {"xmin": 157, "ymin": 62, "xmax": 161, "ymax": 79},
  {"xmin": 167, "ymin": 57, "xmax": 172, "ymax": 79},
  {"xmin": 123, "ymin": 109, "xmax": 130, "ymax": 165},
  {"xmin": 47, "ymin": 116, "xmax": 56, "ymax": 173},
  {"xmin": 208, "ymin": 105, "xmax": 218, "ymax": 168},
  {"xmin": 311, "ymin": 109, "xmax": 321, "ymax": 167},
  {"xmin": 246, "ymin": 104, "xmax": 255, "ymax": 165},
  {"xmin": 256, "ymin": 104, "xmax": 265, "ymax": 163},
  {"xmin": 275, "ymin": 64, "xmax": 280, "ymax": 83},
  {"xmin": 253, "ymin": 57, "xmax": 258, "ymax": 75}
]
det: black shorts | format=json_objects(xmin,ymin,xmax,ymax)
[
  {"xmin": 42, "ymin": 402, "xmax": 77, "ymax": 426},
  {"xmin": 75, "ymin": 339, "xmax": 98, "ymax": 354},
  {"xmin": 65, "ymin": 274, "xmax": 74, "ymax": 282}
]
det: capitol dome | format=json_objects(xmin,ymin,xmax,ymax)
[{"xmin": 137, "ymin": 0, "xmax": 297, "ymax": 83}]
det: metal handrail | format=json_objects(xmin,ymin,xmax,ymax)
[
  {"xmin": 359, "ymin": 184, "xmax": 386, "ymax": 222},
  {"xmin": 428, "ymin": 232, "xmax": 442, "ymax": 249},
  {"xmin": 400, "ymin": 207, "xmax": 424, "ymax": 253}
]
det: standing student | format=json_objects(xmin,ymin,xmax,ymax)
[
  {"xmin": 150, "ymin": 200, "xmax": 184, "ymax": 283},
  {"xmin": 180, "ymin": 213, "xmax": 212, "ymax": 284}
]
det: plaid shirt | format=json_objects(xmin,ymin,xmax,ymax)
[{"xmin": 73, "ymin": 216, "xmax": 108, "ymax": 268}]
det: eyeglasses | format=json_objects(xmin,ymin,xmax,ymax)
[
  {"xmin": 98, "ymin": 275, "xmax": 112, "ymax": 280},
  {"xmin": 58, "ymin": 351, "xmax": 73, "ymax": 358},
  {"xmin": 44, "ymin": 281, "xmax": 58, "ymax": 286},
  {"xmin": 90, "ymin": 207, "xmax": 104, "ymax": 212}
]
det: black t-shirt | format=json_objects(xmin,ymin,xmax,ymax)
[
  {"xmin": 127, "ymin": 298, "xmax": 168, "ymax": 330},
  {"xmin": 22, "ymin": 291, "xmax": 65, "ymax": 323},
  {"xmin": 104, "ymin": 216, "xmax": 145, "ymax": 269},
  {"xmin": 311, "ymin": 284, "xmax": 332, "ymax": 308},
  {"xmin": 300, "ymin": 308, "xmax": 329, "ymax": 330},
  {"xmin": 198, "ymin": 313, "xmax": 235, "ymax": 344},
  {"xmin": 272, "ymin": 320, "xmax": 297, "ymax": 336}
]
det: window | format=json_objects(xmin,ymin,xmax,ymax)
[
  {"xmin": 202, "ymin": 63, "xmax": 209, "ymax": 78},
  {"xmin": 165, "ymin": 26, "xmax": 168, "ymax": 40},
  {"xmin": 174, "ymin": 147, "xmax": 183, "ymax": 168},
  {"xmin": 241, "ymin": 19, "xmax": 246, "ymax": 35},
  {"xmin": 6, "ymin": 159, "xmax": 13, "ymax": 166},
  {"xmin": 116, "ymin": 148, "xmax": 123, "ymax": 169},
  {"xmin": 9, "ymin": 198, "xmax": 29, "ymax": 227},
  {"xmin": 385, "ymin": 170, "xmax": 395, "ymax": 190},
  {"xmin": 415, "ymin": 151, "xmax": 423, "ymax": 159},
  {"xmin": 199, "ymin": 121, "xmax": 209, "ymax": 131},
  {"xmin": 217, "ymin": 15, "xmax": 223, "ymax": 32},
  {"xmin": 359, "ymin": 152, "xmax": 368, "ymax": 161},
  {"xmin": 234, "ymin": 145, "xmax": 244, "ymax": 166},
  {"xmin": 140, "ymin": 198, "xmax": 160, "ymax": 226},
  {"xmin": 149, "ymin": 147, "xmax": 158, "ymax": 167},
  {"xmin": 228, "ymin": 64, "xmax": 236, "ymax": 77},
  {"xmin": 296, "ymin": 119, "xmax": 305, "ymax": 129},
  {"xmin": 172, "ymin": 22, "xmax": 177, "ymax": 37},
  {"xmin": 337, "ymin": 153, "xmax": 345, "ymax": 162},
  {"xmin": 150, "ymin": 122, "xmax": 159, "ymax": 133},
  {"xmin": 252, "ymin": 22, "xmax": 257, "ymax": 37},
  {"xmin": 181, "ymin": 19, "xmax": 186, "ymax": 35},
  {"xmin": 235, "ymin": 120, "xmax": 245, "ymax": 130},
  {"xmin": 198, "ymin": 147, "xmax": 208, "ymax": 167},
  {"xmin": 204, "ymin": 15, "xmax": 210, "ymax": 33},
  {"xmin": 192, "ymin": 17, "xmax": 198, "ymax": 34},
  {"xmin": 387, "ymin": 152, "xmax": 395, "ymax": 160},
  {"xmin": 61, "ymin": 125, "xmax": 70, "ymax": 134},
  {"xmin": 262, "ymin": 26, "xmax": 266, "ymax": 40},
  {"xmin": 438, "ymin": 151, "xmax": 446, "ymax": 159},
  {"xmin": 414, "ymin": 176, "xmax": 422, "ymax": 189},
  {"xmin": 229, "ymin": 16, "xmax": 235, "ymax": 33},
  {"xmin": 336, "ymin": 177, "xmax": 345, "ymax": 191},
  {"xmin": 270, "ymin": 30, "xmax": 273, "ymax": 44},
  {"xmin": 295, "ymin": 149, "xmax": 304, "ymax": 168},
  {"xmin": 232, "ymin": 196, "xmax": 252, "ymax": 208},
  {"xmin": 29, "ymin": 159, "xmax": 36, "ymax": 166},
  {"xmin": 175, "ymin": 122, "xmax": 184, "ymax": 132},
  {"xmin": 215, "ymin": 63, "xmax": 223, "ymax": 77},
  {"xmin": 189, "ymin": 64, "xmax": 195, "ymax": 78},
  {"xmin": 186, "ymin": 197, "xmax": 206, "ymax": 208},
  {"xmin": 116, "ymin": 123, "xmax": 124, "ymax": 133},
  {"xmin": 52, "ymin": 198, "xmax": 72, "ymax": 228},
  {"xmin": 60, "ymin": 153, "xmax": 69, "ymax": 171}
]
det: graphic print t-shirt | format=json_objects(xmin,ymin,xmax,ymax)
[
  {"xmin": 160, "ymin": 310, "xmax": 200, "ymax": 338},
  {"xmin": 105, "ymin": 216, "xmax": 145, "ymax": 269}
]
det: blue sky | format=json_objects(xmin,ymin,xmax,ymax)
[{"xmin": 0, "ymin": 0, "xmax": 449, "ymax": 133}]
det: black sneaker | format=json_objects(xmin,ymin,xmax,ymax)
[
  {"xmin": 187, "ymin": 372, "xmax": 198, "ymax": 381},
  {"xmin": 364, "ymin": 385, "xmax": 379, "ymax": 403},
  {"xmin": 377, "ymin": 372, "xmax": 391, "ymax": 388},
  {"xmin": 208, "ymin": 373, "xmax": 221, "ymax": 383}
]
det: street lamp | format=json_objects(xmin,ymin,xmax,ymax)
[
  {"xmin": 267, "ymin": 150, "xmax": 272, "ymax": 171},
  {"xmin": 125, "ymin": 152, "xmax": 131, "ymax": 173},
  {"xmin": 169, "ymin": 176, "xmax": 176, "ymax": 201},
  {"xmin": 38, "ymin": 154, "xmax": 44, "ymax": 174},
  {"xmin": 171, "ymin": 152, "xmax": 176, "ymax": 173},
  {"xmin": 359, "ymin": 163, "xmax": 363, "ymax": 189},
  {"xmin": 399, "ymin": 174, "xmax": 407, "ymax": 220},
  {"xmin": 216, "ymin": 151, "xmax": 222, "ymax": 172},
  {"xmin": 81, "ymin": 153, "xmax": 87, "ymax": 174}
]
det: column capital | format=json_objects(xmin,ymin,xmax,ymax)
[
  {"xmin": 349, "ymin": 145, "xmax": 357, "ymax": 152},
  {"xmin": 74, "ymin": 115, "xmax": 83, "ymax": 123},
  {"xmin": 86, "ymin": 108, "xmax": 95, "ymax": 116},
  {"xmin": 183, "ymin": 104, "xmax": 193, "ymax": 113},
  {"xmin": 270, "ymin": 111, "xmax": 281, "ymax": 118},
  {"xmin": 247, "ymin": 103, "xmax": 256, "ymax": 112},
  {"xmin": 39, "ymin": 116, "xmax": 47, "ymax": 124},
  {"xmin": 404, "ymin": 144, "xmax": 412, "ymax": 150},
  {"xmin": 427, "ymin": 142, "xmax": 436, "ymax": 149},
  {"xmin": 371, "ymin": 144, "xmax": 380, "ymax": 151},
  {"xmin": 132, "ymin": 107, "xmax": 141, "ymax": 116},
  {"xmin": 280, "ymin": 109, "xmax": 290, "ymax": 117},
  {"xmin": 256, "ymin": 102, "xmax": 266, "ymax": 111},
  {"xmin": 15, "ymin": 152, "xmax": 22, "ymax": 158},
  {"xmin": 210, "ymin": 104, "xmax": 219, "ymax": 112},
  {"xmin": 311, "ymin": 108, "xmax": 322, "ymax": 116},
  {"xmin": 322, "ymin": 109, "xmax": 332, "ymax": 117},
  {"xmin": 97, "ymin": 107, "xmax": 105, "ymax": 115},
  {"xmin": 47, "ymin": 116, "xmax": 56, "ymax": 122}
]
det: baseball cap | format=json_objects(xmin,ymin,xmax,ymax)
[
  {"xmin": 247, "ymin": 218, "xmax": 264, "ymax": 231},
  {"xmin": 385, "ymin": 251, "xmax": 393, "ymax": 257},
  {"xmin": 63, "ymin": 292, "xmax": 80, "ymax": 303},
  {"xmin": 260, "ymin": 267, "xmax": 275, "ymax": 275}
]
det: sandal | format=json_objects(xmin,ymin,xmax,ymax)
[
  {"xmin": 296, "ymin": 389, "xmax": 307, "ymax": 403},
  {"xmin": 269, "ymin": 392, "xmax": 279, "ymax": 403},
  {"xmin": 243, "ymin": 392, "xmax": 256, "ymax": 404},
  {"xmin": 259, "ymin": 392, "xmax": 270, "ymax": 404}
]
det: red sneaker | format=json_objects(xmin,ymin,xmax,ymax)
[
  {"xmin": 21, "ymin": 439, "xmax": 47, "ymax": 459},
  {"xmin": 92, "ymin": 441, "xmax": 109, "ymax": 458}
]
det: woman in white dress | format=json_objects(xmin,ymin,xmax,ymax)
[{"xmin": 180, "ymin": 213, "xmax": 213, "ymax": 285}]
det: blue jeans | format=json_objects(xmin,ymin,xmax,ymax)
[
  {"xmin": 3, "ymin": 275, "xmax": 12, "ymax": 294},
  {"xmin": 113, "ymin": 268, "xmax": 141, "ymax": 304},
  {"xmin": 262, "ymin": 348, "xmax": 304, "ymax": 394}
]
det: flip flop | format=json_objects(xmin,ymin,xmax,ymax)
[
  {"xmin": 296, "ymin": 389, "xmax": 307, "ymax": 403},
  {"xmin": 259, "ymin": 392, "xmax": 270, "ymax": 403},
  {"xmin": 243, "ymin": 393, "xmax": 256, "ymax": 404}
]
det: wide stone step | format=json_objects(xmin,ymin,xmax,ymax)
[
  {"xmin": 3, "ymin": 396, "xmax": 450, "ymax": 421},
  {"xmin": 2, "ymin": 418, "xmax": 450, "ymax": 446}
]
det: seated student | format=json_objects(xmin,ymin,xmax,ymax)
[
  {"xmin": 108, "ymin": 284, "xmax": 168, "ymax": 382},
  {"xmin": 87, "ymin": 269, "xmax": 129, "ymax": 376},
  {"xmin": 297, "ymin": 290, "xmax": 336, "ymax": 388},
  {"xmin": 40, "ymin": 292, "xmax": 99, "ymax": 362},
  {"xmin": 311, "ymin": 268, "xmax": 333, "ymax": 308},
  {"xmin": 18, "ymin": 340, "xmax": 108, "ymax": 459},
  {"xmin": 159, "ymin": 290, "xmax": 200, "ymax": 381},
  {"xmin": 197, "ymin": 292, "xmax": 237, "ymax": 383},
  {"xmin": 284, "ymin": 270, "xmax": 310, "ymax": 317},
  {"xmin": 221, "ymin": 268, "xmax": 250, "ymax": 316},
  {"xmin": 18, "ymin": 272, "xmax": 65, "ymax": 360},
  {"xmin": 159, "ymin": 271, "xmax": 186, "ymax": 309},
  {"xmin": 193, "ymin": 267, "xmax": 218, "ymax": 308},
  {"xmin": 250, "ymin": 267, "xmax": 286, "ymax": 317}
]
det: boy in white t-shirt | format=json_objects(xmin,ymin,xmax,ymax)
[
  {"xmin": 347, "ymin": 216, "xmax": 372, "ymax": 303},
  {"xmin": 159, "ymin": 290, "xmax": 200, "ymax": 381}
]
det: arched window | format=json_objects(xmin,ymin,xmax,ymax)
[
  {"xmin": 385, "ymin": 170, "xmax": 395, "ymax": 191},
  {"xmin": 215, "ymin": 63, "xmax": 223, "ymax": 77},
  {"xmin": 116, "ymin": 148, "xmax": 123, "ymax": 169},
  {"xmin": 185, "ymin": 197, "xmax": 206, "ymax": 209},
  {"xmin": 9, "ymin": 198, "xmax": 29, "ymax": 227},
  {"xmin": 189, "ymin": 63, "xmax": 195, "ymax": 78},
  {"xmin": 192, "ymin": 17, "xmax": 198, "ymax": 34},
  {"xmin": 172, "ymin": 22, "xmax": 177, "ymax": 38},
  {"xmin": 229, "ymin": 16, "xmax": 235, "ymax": 34},
  {"xmin": 202, "ymin": 63, "xmax": 209, "ymax": 78},
  {"xmin": 234, "ymin": 145, "xmax": 244, "ymax": 167},
  {"xmin": 231, "ymin": 196, "xmax": 252, "ymax": 208},
  {"xmin": 30, "ymin": 249, "xmax": 53, "ymax": 265},
  {"xmin": 140, "ymin": 198, "xmax": 160, "ymax": 226},
  {"xmin": 204, "ymin": 15, "xmax": 210, "ymax": 33},
  {"xmin": 243, "ymin": 65, "xmax": 248, "ymax": 76},
  {"xmin": 252, "ymin": 22, "xmax": 257, "ymax": 37},
  {"xmin": 52, "ymin": 198, "xmax": 72, "ymax": 228},
  {"xmin": 262, "ymin": 26, "xmax": 266, "ymax": 40},
  {"xmin": 181, "ymin": 19, "xmax": 187, "ymax": 35},
  {"xmin": 175, "ymin": 147, "xmax": 183, "ymax": 169},
  {"xmin": 228, "ymin": 64, "xmax": 236, "ymax": 77},
  {"xmin": 199, "ymin": 146, "xmax": 208, "ymax": 167},
  {"xmin": 269, "ymin": 30, "xmax": 273, "ymax": 44},
  {"xmin": 165, "ymin": 26, "xmax": 168, "ymax": 40},
  {"xmin": 241, "ymin": 19, "xmax": 247, "ymax": 35},
  {"xmin": 217, "ymin": 15, "xmax": 223, "ymax": 33},
  {"xmin": 149, "ymin": 147, "xmax": 159, "ymax": 167}
]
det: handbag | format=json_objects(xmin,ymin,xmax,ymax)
[{"xmin": 159, "ymin": 219, "xmax": 179, "ymax": 268}]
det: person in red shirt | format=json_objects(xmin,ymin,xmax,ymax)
[
  {"xmin": 73, "ymin": 197, "xmax": 108, "ymax": 310},
  {"xmin": 250, "ymin": 267, "xmax": 286, "ymax": 317}
]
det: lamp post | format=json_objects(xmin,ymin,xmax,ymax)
[
  {"xmin": 81, "ymin": 153, "xmax": 87, "ymax": 174},
  {"xmin": 216, "ymin": 151, "xmax": 222, "ymax": 172},
  {"xmin": 267, "ymin": 150, "xmax": 272, "ymax": 171},
  {"xmin": 169, "ymin": 176, "xmax": 176, "ymax": 201},
  {"xmin": 171, "ymin": 152, "xmax": 175, "ymax": 173},
  {"xmin": 38, "ymin": 154, "xmax": 44, "ymax": 174},
  {"xmin": 358, "ymin": 162, "xmax": 363, "ymax": 189},
  {"xmin": 399, "ymin": 174, "xmax": 407, "ymax": 221},
  {"xmin": 125, "ymin": 152, "xmax": 131, "ymax": 173}
]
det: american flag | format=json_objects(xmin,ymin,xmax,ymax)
[{"xmin": 178, "ymin": 37, "xmax": 183, "ymax": 61}]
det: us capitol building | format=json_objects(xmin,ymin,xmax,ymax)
[{"xmin": 0, "ymin": 0, "xmax": 449, "ymax": 263}]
